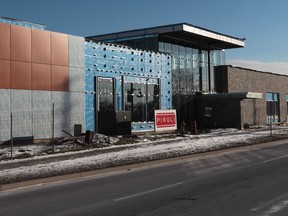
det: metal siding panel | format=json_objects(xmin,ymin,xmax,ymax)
[
  {"xmin": 70, "ymin": 92, "xmax": 84, "ymax": 113},
  {"xmin": 69, "ymin": 67, "xmax": 85, "ymax": 92},
  {"xmin": 32, "ymin": 28, "xmax": 51, "ymax": 64},
  {"xmin": 0, "ymin": 22, "xmax": 10, "ymax": 60},
  {"xmin": 0, "ymin": 89, "xmax": 11, "ymax": 140},
  {"xmin": 12, "ymin": 111, "xmax": 32, "ymax": 137},
  {"xmin": 10, "ymin": 89, "xmax": 32, "ymax": 138},
  {"xmin": 11, "ymin": 25, "xmax": 31, "ymax": 62},
  {"xmin": 0, "ymin": 60, "xmax": 10, "ymax": 88},
  {"xmin": 0, "ymin": 89, "xmax": 10, "ymax": 112},
  {"xmin": 32, "ymin": 91, "xmax": 52, "ymax": 110},
  {"xmin": 32, "ymin": 63, "xmax": 51, "ymax": 90},
  {"xmin": 53, "ymin": 109, "xmax": 70, "ymax": 137},
  {"xmin": 70, "ymin": 91, "xmax": 85, "ymax": 133},
  {"xmin": 0, "ymin": 112, "xmax": 11, "ymax": 141},
  {"xmin": 51, "ymin": 91, "xmax": 70, "ymax": 111},
  {"xmin": 11, "ymin": 90, "xmax": 32, "ymax": 112},
  {"xmin": 51, "ymin": 32, "xmax": 68, "ymax": 66},
  {"xmin": 32, "ymin": 110, "xmax": 52, "ymax": 139},
  {"xmin": 32, "ymin": 91, "xmax": 52, "ymax": 139},
  {"xmin": 69, "ymin": 111, "xmax": 85, "ymax": 134},
  {"xmin": 11, "ymin": 61, "xmax": 32, "ymax": 90},
  {"xmin": 51, "ymin": 91, "xmax": 70, "ymax": 137},
  {"xmin": 69, "ymin": 35, "xmax": 85, "ymax": 68},
  {"xmin": 51, "ymin": 65, "xmax": 69, "ymax": 91}
]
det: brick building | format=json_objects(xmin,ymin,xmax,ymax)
[{"xmin": 199, "ymin": 65, "xmax": 287, "ymax": 129}]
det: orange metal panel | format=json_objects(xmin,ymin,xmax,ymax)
[
  {"xmin": 32, "ymin": 63, "xmax": 51, "ymax": 90},
  {"xmin": 11, "ymin": 61, "xmax": 32, "ymax": 90},
  {"xmin": 0, "ymin": 23, "xmax": 10, "ymax": 60},
  {"xmin": 32, "ymin": 29, "xmax": 51, "ymax": 64},
  {"xmin": 11, "ymin": 25, "xmax": 32, "ymax": 62},
  {"xmin": 51, "ymin": 65, "xmax": 69, "ymax": 91},
  {"xmin": 51, "ymin": 32, "xmax": 68, "ymax": 66},
  {"xmin": 0, "ymin": 60, "xmax": 10, "ymax": 88}
]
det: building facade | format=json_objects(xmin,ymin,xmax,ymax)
[
  {"xmin": 202, "ymin": 65, "xmax": 288, "ymax": 129},
  {"xmin": 85, "ymin": 41, "xmax": 172, "ymax": 134},
  {"xmin": 0, "ymin": 17, "xmax": 85, "ymax": 142},
  {"xmin": 87, "ymin": 23, "xmax": 245, "ymax": 126},
  {"xmin": 3, "ymin": 17, "xmax": 285, "ymax": 143}
]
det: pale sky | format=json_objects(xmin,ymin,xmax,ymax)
[{"xmin": 1, "ymin": 0, "xmax": 288, "ymax": 74}]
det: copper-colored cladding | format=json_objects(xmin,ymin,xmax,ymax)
[
  {"xmin": 11, "ymin": 25, "xmax": 31, "ymax": 62},
  {"xmin": 0, "ymin": 60, "xmax": 10, "ymax": 88},
  {"xmin": 0, "ymin": 23, "xmax": 10, "ymax": 60},
  {"xmin": 32, "ymin": 63, "xmax": 51, "ymax": 90},
  {"xmin": 51, "ymin": 32, "xmax": 68, "ymax": 66},
  {"xmin": 32, "ymin": 29, "xmax": 51, "ymax": 64},
  {"xmin": 11, "ymin": 61, "xmax": 32, "ymax": 90},
  {"xmin": 51, "ymin": 65, "xmax": 69, "ymax": 91},
  {"xmin": 2, "ymin": 25, "xmax": 70, "ymax": 92}
]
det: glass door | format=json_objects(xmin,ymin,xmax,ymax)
[
  {"xmin": 97, "ymin": 77, "xmax": 115, "ymax": 134},
  {"xmin": 97, "ymin": 77, "xmax": 115, "ymax": 112}
]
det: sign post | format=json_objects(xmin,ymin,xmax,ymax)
[{"xmin": 154, "ymin": 110, "xmax": 177, "ymax": 132}]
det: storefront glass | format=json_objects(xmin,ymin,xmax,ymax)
[
  {"xmin": 159, "ymin": 41, "xmax": 224, "ymax": 94},
  {"xmin": 124, "ymin": 77, "xmax": 159, "ymax": 122}
]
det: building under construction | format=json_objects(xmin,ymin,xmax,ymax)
[{"xmin": 0, "ymin": 17, "xmax": 286, "ymax": 143}]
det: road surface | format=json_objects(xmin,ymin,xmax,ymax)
[{"xmin": 1, "ymin": 141, "xmax": 288, "ymax": 215}]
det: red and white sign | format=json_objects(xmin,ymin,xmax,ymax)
[{"xmin": 154, "ymin": 110, "xmax": 177, "ymax": 132}]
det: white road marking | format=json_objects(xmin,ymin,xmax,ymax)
[
  {"xmin": 114, "ymin": 182, "xmax": 183, "ymax": 201},
  {"xmin": 251, "ymin": 193, "xmax": 288, "ymax": 213},
  {"xmin": 261, "ymin": 199, "xmax": 288, "ymax": 216},
  {"xmin": 263, "ymin": 155, "xmax": 288, "ymax": 163}
]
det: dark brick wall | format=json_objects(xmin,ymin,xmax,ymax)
[
  {"xmin": 215, "ymin": 65, "xmax": 288, "ymax": 127},
  {"xmin": 240, "ymin": 99, "xmax": 266, "ymax": 126}
]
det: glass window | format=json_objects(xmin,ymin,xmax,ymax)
[
  {"xmin": 158, "ymin": 42, "xmax": 164, "ymax": 53},
  {"xmin": 124, "ymin": 78, "xmax": 160, "ymax": 122},
  {"xmin": 147, "ymin": 84, "xmax": 160, "ymax": 121},
  {"xmin": 186, "ymin": 60, "xmax": 193, "ymax": 93},
  {"xmin": 132, "ymin": 83, "xmax": 146, "ymax": 122},
  {"xmin": 266, "ymin": 92, "xmax": 280, "ymax": 123},
  {"xmin": 210, "ymin": 64, "xmax": 215, "ymax": 92},
  {"xmin": 179, "ymin": 45, "xmax": 185, "ymax": 58},
  {"xmin": 172, "ymin": 57, "xmax": 179, "ymax": 93},
  {"xmin": 193, "ymin": 55, "xmax": 200, "ymax": 92},
  {"xmin": 98, "ymin": 77, "xmax": 114, "ymax": 112},
  {"xmin": 179, "ymin": 58, "xmax": 186, "ymax": 95},
  {"xmin": 200, "ymin": 51, "xmax": 209, "ymax": 92},
  {"xmin": 164, "ymin": 42, "xmax": 171, "ymax": 54},
  {"xmin": 172, "ymin": 44, "xmax": 178, "ymax": 56},
  {"xmin": 185, "ymin": 47, "xmax": 193, "ymax": 60}
]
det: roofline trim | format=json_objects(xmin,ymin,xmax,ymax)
[
  {"xmin": 182, "ymin": 24, "xmax": 245, "ymax": 47},
  {"xmin": 86, "ymin": 22, "xmax": 245, "ymax": 48}
]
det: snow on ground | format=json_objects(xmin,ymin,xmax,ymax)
[{"xmin": 0, "ymin": 127, "xmax": 288, "ymax": 184}]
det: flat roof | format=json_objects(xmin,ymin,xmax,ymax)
[
  {"xmin": 0, "ymin": 16, "xmax": 46, "ymax": 28},
  {"xmin": 86, "ymin": 22, "xmax": 245, "ymax": 50}
]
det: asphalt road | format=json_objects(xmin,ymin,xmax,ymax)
[{"xmin": 1, "ymin": 141, "xmax": 288, "ymax": 216}]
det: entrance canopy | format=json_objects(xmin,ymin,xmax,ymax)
[{"xmin": 86, "ymin": 22, "xmax": 245, "ymax": 50}]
